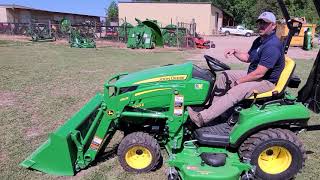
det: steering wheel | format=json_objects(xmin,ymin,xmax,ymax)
[{"xmin": 204, "ymin": 55, "xmax": 231, "ymax": 72}]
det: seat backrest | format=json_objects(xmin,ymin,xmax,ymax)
[{"xmin": 247, "ymin": 56, "xmax": 296, "ymax": 99}]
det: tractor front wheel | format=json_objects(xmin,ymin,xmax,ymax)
[
  {"xmin": 117, "ymin": 132, "xmax": 161, "ymax": 173},
  {"xmin": 239, "ymin": 128, "xmax": 306, "ymax": 180}
]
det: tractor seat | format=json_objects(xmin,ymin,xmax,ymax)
[{"xmin": 247, "ymin": 56, "xmax": 296, "ymax": 100}]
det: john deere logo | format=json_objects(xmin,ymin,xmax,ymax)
[{"xmin": 107, "ymin": 110, "xmax": 114, "ymax": 116}]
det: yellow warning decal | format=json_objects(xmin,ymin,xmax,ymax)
[
  {"xmin": 107, "ymin": 110, "xmax": 114, "ymax": 115},
  {"xmin": 120, "ymin": 97, "xmax": 129, "ymax": 101},
  {"xmin": 134, "ymin": 88, "xmax": 171, "ymax": 96},
  {"xmin": 133, "ymin": 75, "xmax": 187, "ymax": 85}
]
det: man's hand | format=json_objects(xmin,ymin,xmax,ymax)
[
  {"xmin": 224, "ymin": 49, "xmax": 236, "ymax": 58},
  {"xmin": 224, "ymin": 49, "xmax": 250, "ymax": 63}
]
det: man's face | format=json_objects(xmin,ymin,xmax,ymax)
[{"xmin": 257, "ymin": 20, "xmax": 276, "ymax": 36}]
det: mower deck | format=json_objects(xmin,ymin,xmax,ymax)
[{"xmin": 167, "ymin": 143, "xmax": 251, "ymax": 180}]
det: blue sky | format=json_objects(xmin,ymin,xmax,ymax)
[{"xmin": 0, "ymin": 0, "xmax": 116, "ymax": 16}]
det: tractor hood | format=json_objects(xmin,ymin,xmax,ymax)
[{"xmin": 114, "ymin": 62, "xmax": 193, "ymax": 87}]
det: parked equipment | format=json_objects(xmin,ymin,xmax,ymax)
[
  {"xmin": 69, "ymin": 28, "xmax": 96, "ymax": 48},
  {"xmin": 127, "ymin": 18, "xmax": 163, "ymax": 49},
  {"xmin": 188, "ymin": 33, "xmax": 215, "ymax": 49},
  {"xmin": 303, "ymin": 27, "xmax": 312, "ymax": 50},
  {"xmin": 60, "ymin": 18, "xmax": 96, "ymax": 48},
  {"xmin": 119, "ymin": 22, "xmax": 133, "ymax": 42},
  {"xmin": 21, "ymin": 0, "xmax": 320, "ymax": 179},
  {"xmin": 276, "ymin": 18, "xmax": 316, "ymax": 47},
  {"xmin": 161, "ymin": 24, "xmax": 186, "ymax": 47},
  {"xmin": 29, "ymin": 21, "xmax": 56, "ymax": 42}
]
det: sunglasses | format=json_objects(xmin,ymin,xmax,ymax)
[{"xmin": 257, "ymin": 20, "xmax": 272, "ymax": 29}]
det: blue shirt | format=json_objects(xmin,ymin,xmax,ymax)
[{"xmin": 248, "ymin": 32, "xmax": 285, "ymax": 83}]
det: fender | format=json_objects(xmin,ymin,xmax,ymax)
[{"xmin": 229, "ymin": 102, "xmax": 310, "ymax": 148}]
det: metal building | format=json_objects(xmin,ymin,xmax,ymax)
[
  {"xmin": 118, "ymin": 2, "xmax": 224, "ymax": 35},
  {"xmin": 0, "ymin": 4, "xmax": 101, "ymax": 24}
]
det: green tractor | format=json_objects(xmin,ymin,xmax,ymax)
[{"xmin": 21, "ymin": 1, "xmax": 320, "ymax": 179}]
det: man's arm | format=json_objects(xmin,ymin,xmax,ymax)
[
  {"xmin": 236, "ymin": 65, "xmax": 269, "ymax": 84},
  {"xmin": 225, "ymin": 49, "xmax": 250, "ymax": 63}
]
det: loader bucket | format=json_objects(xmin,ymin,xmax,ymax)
[{"xmin": 20, "ymin": 93, "xmax": 103, "ymax": 176}]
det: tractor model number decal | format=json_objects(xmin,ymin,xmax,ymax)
[
  {"xmin": 133, "ymin": 75, "xmax": 187, "ymax": 85},
  {"xmin": 174, "ymin": 95, "xmax": 184, "ymax": 116},
  {"xmin": 90, "ymin": 136, "xmax": 103, "ymax": 150},
  {"xmin": 132, "ymin": 103, "xmax": 144, "ymax": 108}
]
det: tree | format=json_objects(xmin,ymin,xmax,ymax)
[
  {"xmin": 106, "ymin": 1, "xmax": 118, "ymax": 22},
  {"xmin": 211, "ymin": 0, "xmax": 318, "ymax": 29}
]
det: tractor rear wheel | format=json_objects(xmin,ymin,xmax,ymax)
[
  {"xmin": 239, "ymin": 128, "xmax": 306, "ymax": 180},
  {"xmin": 117, "ymin": 132, "xmax": 161, "ymax": 173}
]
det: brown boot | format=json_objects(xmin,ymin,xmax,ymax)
[{"xmin": 187, "ymin": 107, "xmax": 204, "ymax": 127}]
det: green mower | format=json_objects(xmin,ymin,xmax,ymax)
[
  {"xmin": 21, "ymin": 1, "xmax": 320, "ymax": 179},
  {"xmin": 60, "ymin": 18, "xmax": 96, "ymax": 48}
]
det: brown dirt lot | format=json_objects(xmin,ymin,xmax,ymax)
[{"xmin": 191, "ymin": 35, "xmax": 319, "ymax": 63}]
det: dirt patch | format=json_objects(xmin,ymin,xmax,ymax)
[
  {"xmin": 0, "ymin": 91, "xmax": 16, "ymax": 106},
  {"xmin": 0, "ymin": 34, "xmax": 30, "ymax": 42}
]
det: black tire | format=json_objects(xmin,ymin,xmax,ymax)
[
  {"xmin": 239, "ymin": 128, "xmax": 306, "ymax": 180},
  {"xmin": 225, "ymin": 31, "xmax": 230, "ymax": 36},
  {"xmin": 117, "ymin": 132, "xmax": 161, "ymax": 173},
  {"xmin": 245, "ymin": 33, "xmax": 251, "ymax": 37}
]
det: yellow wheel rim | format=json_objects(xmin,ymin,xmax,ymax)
[
  {"xmin": 125, "ymin": 145, "xmax": 152, "ymax": 169},
  {"xmin": 258, "ymin": 146, "xmax": 292, "ymax": 174}
]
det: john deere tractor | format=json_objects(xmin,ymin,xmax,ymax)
[{"xmin": 21, "ymin": 0, "xmax": 320, "ymax": 179}]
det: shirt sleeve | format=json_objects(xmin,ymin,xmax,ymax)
[{"xmin": 259, "ymin": 46, "xmax": 281, "ymax": 69}]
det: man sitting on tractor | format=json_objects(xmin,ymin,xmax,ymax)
[{"xmin": 188, "ymin": 12, "xmax": 285, "ymax": 127}]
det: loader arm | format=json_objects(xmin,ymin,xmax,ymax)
[{"xmin": 20, "ymin": 93, "xmax": 118, "ymax": 175}]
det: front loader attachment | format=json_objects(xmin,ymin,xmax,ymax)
[{"xmin": 20, "ymin": 93, "xmax": 105, "ymax": 176}]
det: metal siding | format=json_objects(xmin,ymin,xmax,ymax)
[{"xmin": 19, "ymin": 10, "xmax": 31, "ymax": 23}]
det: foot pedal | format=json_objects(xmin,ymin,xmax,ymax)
[
  {"xmin": 194, "ymin": 123, "xmax": 231, "ymax": 147},
  {"xmin": 200, "ymin": 152, "xmax": 227, "ymax": 167}
]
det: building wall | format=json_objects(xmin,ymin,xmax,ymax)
[
  {"xmin": 6, "ymin": 9, "xmax": 15, "ymax": 22},
  {"xmin": 0, "ymin": 7, "xmax": 100, "ymax": 24},
  {"xmin": 0, "ymin": 7, "xmax": 7, "ymax": 22},
  {"xmin": 210, "ymin": 6, "xmax": 223, "ymax": 34},
  {"xmin": 119, "ymin": 3, "xmax": 223, "ymax": 35},
  {"xmin": 19, "ymin": 10, "xmax": 31, "ymax": 23}
]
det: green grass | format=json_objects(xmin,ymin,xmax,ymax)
[{"xmin": 0, "ymin": 42, "xmax": 319, "ymax": 180}]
